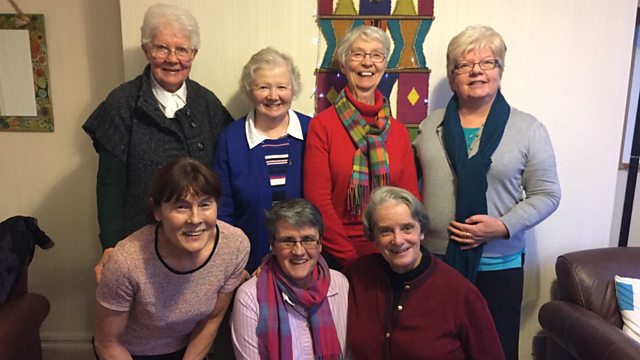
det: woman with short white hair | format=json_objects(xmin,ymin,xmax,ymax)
[
  {"xmin": 213, "ymin": 47, "xmax": 310, "ymax": 274},
  {"xmin": 84, "ymin": 3, "xmax": 233, "ymax": 283},
  {"xmin": 304, "ymin": 25, "xmax": 420, "ymax": 270},
  {"xmin": 413, "ymin": 25, "xmax": 561, "ymax": 359}
]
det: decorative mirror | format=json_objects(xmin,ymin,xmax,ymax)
[{"xmin": 0, "ymin": 14, "xmax": 53, "ymax": 132}]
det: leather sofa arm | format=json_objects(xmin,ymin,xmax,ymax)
[
  {"xmin": 539, "ymin": 300, "xmax": 640, "ymax": 360},
  {"xmin": 0, "ymin": 293, "xmax": 50, "ymax": 359}
]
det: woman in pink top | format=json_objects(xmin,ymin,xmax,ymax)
[
  {"xmin": 231, "ymin": 199, "xmax": 349, "ymax": 359},
  {"xmin": 304, "ymin": 25, "xmax": 420, "ymax": 269},
  {"xmin": 94, "ymin": 157, "xmax": 249, "ymax": 359}
]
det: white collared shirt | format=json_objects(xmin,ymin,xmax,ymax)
[
  {"xmin": 150, "ymin": 74, "xmax": 187, "ymax": 118},
  {"xmin": 245, "ymin": 109, "xmax": 304, "ymax": 149}
]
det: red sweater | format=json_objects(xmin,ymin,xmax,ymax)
[
  {"xmin": 344, "ymin": 253, "xmax": 504, "ymax": 360},
  {"xmin": 303, "ymin": 89, "xmax": 420, "ymax": 266}
]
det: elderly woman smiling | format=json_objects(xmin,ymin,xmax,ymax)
[
  {"xmin": 213, "ymin": 47, "xmax": 311, "ymax": 274},
  {"xmin": 344, "ymin": 186, "xmax": 503, "ymax": 360},
  {"xmin": 83, "ymin": 3, "xmax": 232, "ymax": 283},
  {"xmin": 304, "ymin": 25, "xmax": 420, "ymax": 269},
  {"xmin": 231, "ymin": 199, "xmax": 348, "ymax": 359},
  {"xmin": 413, "ymin": 25, "xmax": 561, "ymax": 359}
]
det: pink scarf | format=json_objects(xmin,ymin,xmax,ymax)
[{"xmin": 256, "ymin": 256, "xmax": 342, "ymax": 359}]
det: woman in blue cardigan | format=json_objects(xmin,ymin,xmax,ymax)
[{"xmin": 213, "ymin": 47, "xmax": 311, "ymax": 273}]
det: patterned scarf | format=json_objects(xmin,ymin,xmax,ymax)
[
  {"xmin": 335, "ymin": 89, "xmax": 391, "ymax": 215},
  {"xmin": 442, "ymin": 90, "xmax": 510, "ymax": 283},
  {"xmin": 256, "ymin": 256, "xmax": 342, "ymax": 360}
]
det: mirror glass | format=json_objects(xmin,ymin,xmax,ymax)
[
  {"xmin": 0, "ymin": 14, "xmax": 53, "ymax": 132},
  {"xmin": 0, "ymin": 29, "xmax": 37, "ymax": 116}
]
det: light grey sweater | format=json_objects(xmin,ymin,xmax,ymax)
[{"xmin": 413, "ymin": 107, "xmax": 561, "ymax": 257}]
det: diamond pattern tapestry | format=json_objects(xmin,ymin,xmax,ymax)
[{"xmin": 315, "ymin": 0, "xmax": 434, "ymax": 130}]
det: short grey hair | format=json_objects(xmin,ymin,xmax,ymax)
[
  {"xmin": 141, "ymin": 3, "xmax": 201, "ymax": 49},
  {"xmin": 446, "ymin": 25, "xmax": 506, "ymax": 85},
  {"xmin": 362, "ymin": 186, "xmax": 429, "ymax": 241},
  {"xmin": 335, "ymin": 25, "xmax": 391, "ymax": 69},
  {"xmin": 240, "ymin": 47, "xmax": 302, "ymax": 98},
  {"xmin": 265, "ymin": 199, "xmax": 324, "ymax": 241}
]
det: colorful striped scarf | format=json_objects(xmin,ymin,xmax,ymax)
[
  {"xmin": 256, "ymin": 256, "xmax": 342, "ymax": 360},
  {"xmin": 335, "ymin": 89, "xmax": 391, "ymax": 215}
]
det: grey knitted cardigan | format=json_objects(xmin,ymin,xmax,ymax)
[
  {"xmin": 83, "ymin": 66, "xmax": 233, "ymax": 245},
  {"xmin": 413, "ymin": 107, "xmax": 561, "ymax": 258}
]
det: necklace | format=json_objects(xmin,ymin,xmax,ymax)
[
  {"xmin": 463, "ymin": 127, "xmax": 480, "ymax": 149},
  {"xmin": 467, "ymin": 131, "xmax": 477, "ymax": 141}
]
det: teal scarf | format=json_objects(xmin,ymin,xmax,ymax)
[{"xmin": 442, "ymin": 91, "xmax": 510, "ymax": 282}]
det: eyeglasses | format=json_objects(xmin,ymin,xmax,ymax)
[
  {"xmin": 149, "ymin": 44, "xmax": 195, "ymax": 61},
  {"xmin": 275, "ymin": 237, "xmax": 320, "ymax": 250},
  {"xmin": 453, "ymin": 59, "xmax": 500, "ymax": 74},
  {"xmin": 348, "ymin": 50, "xmax": 386, "ymax": 63},
  {"xmin": 253, "ymin": 84, "xmax": 292, "ymax": 94}
]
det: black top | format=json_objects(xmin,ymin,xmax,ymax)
[{"xmin": 384, "ymin": 246, "xmax": 431, "ymax": 306}]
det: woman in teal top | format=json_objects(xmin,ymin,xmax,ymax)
[{"xmin": 413, "ymin": 25, "xmax": 561, "ymax": 360}]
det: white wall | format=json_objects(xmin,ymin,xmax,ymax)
[
  {"xmin": 0, "ymin": 0, "xmax": 636, "ymax": 359},
  {"xmin": 119, "ymin": 0, "xmax": 321, "ymax": 119},
  {"xmin": 612, "ymin": 171, "xmax": 640, "ymax": 247}
]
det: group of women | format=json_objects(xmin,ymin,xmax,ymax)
[{"xmin": 85, "ymin": 3, "xmax": 560, "ymax": 360}]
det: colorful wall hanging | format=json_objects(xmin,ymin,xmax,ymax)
[
  {"xmin": 315, "ymin": 0, "xmax": 434, "ymax": 133},
  {"xmin": 0, "ymin": 14, "xmax": 54, "ymax": 132}
]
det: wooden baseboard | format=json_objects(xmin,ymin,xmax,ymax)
[{"xmin": 41, "ymin": 336, "xmax": 93, "ymax": 360}]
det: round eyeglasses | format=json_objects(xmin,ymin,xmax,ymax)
[
  {"xmin": 348, "ymin": 50, "xmax": 386, "ymax": 63},
  {"xmin": 453, "ymin": 59, "xmax": 500, "ymax": 74},
  {"xmin": 275, "ymin": 238, "xmax": 320, "ymax": 250},
  {"xmin": 149, "ymin": 44, "xmax": 195, "ymax": 61}
]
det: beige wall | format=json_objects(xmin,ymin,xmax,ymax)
[
  {"xmin": 119, "ymin": 0, "xmax": 321, "ymax": 119},
  {"xmin": 0, "ymin": 0, "xmax": 123, "ymax": 344},
  {"xmin": 0, "ymin": 0, "xmax": 637, "ymax": 359}
]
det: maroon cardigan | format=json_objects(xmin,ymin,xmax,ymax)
[{"xmin": 344, "ymin": 252, "xmax": 504, "ymax": 360}]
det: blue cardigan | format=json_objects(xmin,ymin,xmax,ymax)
[{"xmin": 213, "ymin": 111, "xmax": 311, "ymax": 272}]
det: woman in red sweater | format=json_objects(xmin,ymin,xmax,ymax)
[{"xmin": 304, "ymin": 25, "xmax": 420, "ymax": 269}]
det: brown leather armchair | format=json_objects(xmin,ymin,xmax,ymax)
[
  {"xmin": 538, "ymin": 247, "xmax": 640, "ymax": 360},
  {"xmin": 0, "ymin": 262, "xmax": 50, "ymax": 360}
]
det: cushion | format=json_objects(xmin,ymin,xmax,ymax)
[{"xmin": 615, "ymin": 275, "xmax": 640, "ymax": 343}]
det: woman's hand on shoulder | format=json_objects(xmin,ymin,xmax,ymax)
[
  {"xmin": 241, "ymin": 270, "xmax": 251, "ymax": 283},
  {"xmin": 249, "ymin": 253, "xmax": 272, "ymax": 279},
  {"xmin": 448, "ymin": 215, "xmax": 509, "ymax": 250},
  {"xmin": 95, "ymin": 248, "xmax": 114, "ymax": 284}
]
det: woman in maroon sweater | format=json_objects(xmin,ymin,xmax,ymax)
[
  {"xmin": 344, "ymin": 186, "xmax": 503, "ymax": 360},
  {"xmin": 304, "ymin": 26, "xmax": 419, "ymax": 269}
]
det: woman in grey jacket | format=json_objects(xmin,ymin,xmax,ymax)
[
  {"xmin": 413, "ymin": 25, "xmax": 560, "ymax": 360},
  {"xmin": 83, "ymin": 3, "xmax": 232, "ymax": 284}
]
